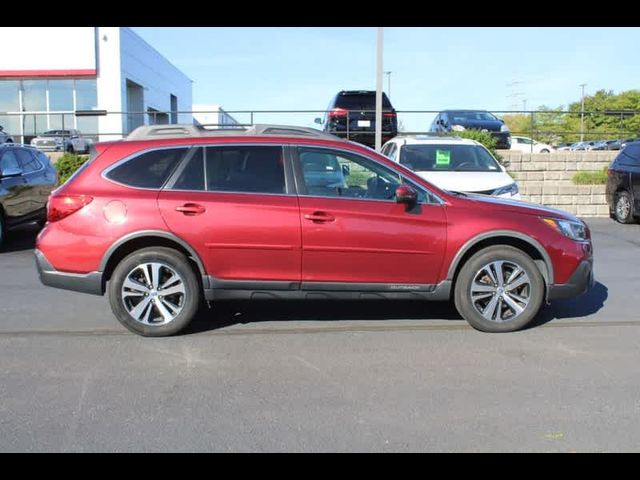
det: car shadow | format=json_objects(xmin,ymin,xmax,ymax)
[
  {"xmin": 527, "ymin": 281, "xmax": 609, "ymax": 329},
  {"xmin": 183, "ymin": 281, "xmax": 610, "ymax": 335},
  {"xmin": 183, "ymin": 298, "xmax": 463, "ymax": 335},
  {"xmin": 0, "ymin": 223, "xmax": 39, "ymax": 254}
]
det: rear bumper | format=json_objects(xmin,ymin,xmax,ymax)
[
  {"xmin": 547, "ymin": 259, "xmax": 594, "ymax": 301},
  {"xmin": 34, "ymin": 249, "xmax": 103, "ymax": 295}
]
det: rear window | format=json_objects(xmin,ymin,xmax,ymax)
[
  {"xmin": 105, "ymin": 148, "xmax": 187, "ymax": 189},
  {"xmin": 334, "ymin": 92, "xmax": 393, "ymax": 110},
  {"xmin": 620, "ymin": 142, "xmax": 640, "ymax": 164}
]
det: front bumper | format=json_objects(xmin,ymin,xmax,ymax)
[
  {"xmin": 34, "ymin": 249, "xmax": 103, "ymax": 295},
  {"xmin": 547, "ymin": 259, "xmax": 594, "ymax": 301}
]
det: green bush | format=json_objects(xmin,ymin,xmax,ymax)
[
  {"xmin": 451, "ymin": 129, "xmax": 503, "ymax": 163},
  {"xmin": 54, "ymin": 153, "xmax": 89, "ymax": 186},
  {"xmin": 572, "ymin": 167, "xmax": 609, "ymax": 185}
]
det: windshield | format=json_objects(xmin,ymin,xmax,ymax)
[
  {"xmin": 448, "ymin": 111, "xmax": 498, "ymax": 122},
  {"xmin": 42, "ymin": 130, "xmax": 71, "ymax": 137},
  {"xmin": 399, "ymin": 144, "xmax": 501, "ymax": 172}
]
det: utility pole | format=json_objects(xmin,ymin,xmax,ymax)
[
  {"xmin": 375, "ymin": 27, "xmax": 383, "ymax": 151},
  {"xmin": 580, "ymin": 83, "xmax": 587, "ymax": 142},
  {"xmin": 384, "ymin": 71, "xmax": 392, "ymax": 99}
]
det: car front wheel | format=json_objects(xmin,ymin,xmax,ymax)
[
  {"xmin": 108, "ymin": 247, "xmax": 201, "ymax": 336},
  {"xmin": 454, "ymin": 245, "xmax": 545, "ymax": 332}
]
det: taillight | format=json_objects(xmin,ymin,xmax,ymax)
[
  {"xmin": 47, "ymin": 195, "xmax": 93, "ymax": 222},
  {"xmin": 607, "ymin": 168, "xmax": 612, "ymax": 176},
  {"xmin": 383, "ymin": 112, "xmax": 397, "ymax": 118},
  {"xmin": 328, "ymin": 108, "xmax": 349, "ymax": 119}
]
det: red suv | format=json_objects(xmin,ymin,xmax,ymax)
[{"xmin": 35, "ymin": 124, "xmax": 594, "ymax": 336}]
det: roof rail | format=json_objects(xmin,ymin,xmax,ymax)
[{"xmin": 125, "ymin": 123, "xmax": 342, "ymax": 141}]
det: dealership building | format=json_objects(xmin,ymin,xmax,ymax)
[{"xmin": 0, "ymin": 27, "xmax": 193, "ymax": 143}]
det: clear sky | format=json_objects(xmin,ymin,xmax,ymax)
[{"xmin": 131, "ymin": 27, "xmax": 640, "ymax": 131}]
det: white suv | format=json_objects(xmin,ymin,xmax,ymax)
[{"xmin": 380, "ymin": 135, "xmax": 520, "ymax": 199}]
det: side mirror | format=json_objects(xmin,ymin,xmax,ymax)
[
  {"xmin": 0, "ymin": 166, "xmax": 23, "ymax": 178},
  {"xmin": 395, "ymin": 184, "xmax": 417, "ymax": 207},
  {"xmin": 314, "ymin": 117, "xmax": 323, "ymax": 125},
  {"xmin": 501, "ymin": 159, "xmax": 510, "ymax": 168},
  {"xmin": 342, "ymin": 164, "xmax": 350, "ymax": 177}
]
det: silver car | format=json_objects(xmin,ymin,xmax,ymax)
[{"xmin": 30, "ymin": 129, "xmax": 92, "ymax": 154}]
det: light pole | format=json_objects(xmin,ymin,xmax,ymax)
[
  {"xmin": 384, "ymin": 71, "xmax": 392, "ymax": 99},
  {"xmin": 375, "ymin": 27, "xmax": 384, "ymax": 151},
  {"xmin": 580, "ymin": 83, "xmax": 587, "ymax": 142}
]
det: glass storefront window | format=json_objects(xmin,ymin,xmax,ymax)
[
  {"xmin": 49, "ymin": 113, "xmax": 75, "ymax": 130},
  {"xmin": 75, "ymin": 79, "xmax": 97, "ymax": 110},
  {"xmin": 76, "ymin": 116, "xmax": 98, "ymax": 137},
  {"xmin": 22, "ymin": 80, "xmax": 47, "ymax": 111},
  {"xmin": 0, "ymin": 80, "xmax": 20, "ymax": 112},
  {"xmin": 48, "ymin": 79, "xmax": 74, "ymax": 111}
]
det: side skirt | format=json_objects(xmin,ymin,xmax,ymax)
[{"xmin": 204, "ymin": 277, "xmax": 452, "ymax": 302}]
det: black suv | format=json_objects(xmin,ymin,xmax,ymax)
[
  {"xmin": 430, "ymin": 110, "xmax": 512, "ymax": 149},
  {"xmin": 607, "ymin": 141, "xmax": 640, "ymax": 224},
  {"xmin": 316, "ymin": 90, "xmax": 398, "ymax": 148},
  {"xmin": 0, "ymin": 144, "xmax": 57, "ymax": 248}
]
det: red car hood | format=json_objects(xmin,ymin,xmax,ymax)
[{"xmin": 455, "ymin": 192, "xmax": 581, "ymax": 222}]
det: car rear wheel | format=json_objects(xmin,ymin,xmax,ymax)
[
  {"xmin": 454, "ymin": 245, "xmax": 544, "ymax": 333},
  {"xmin": 108, "ymin": 247, "xmax": 201, "ymax": 337},
  {"xmin": 614, "ymin": 190, "xmax": 635, "ymax": 224}
]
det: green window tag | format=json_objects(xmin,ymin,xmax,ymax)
[{"xmin": 436, "ymin": 149, "xmax": 451, "ymax": 166}]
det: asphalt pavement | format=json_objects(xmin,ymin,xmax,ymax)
[{"xmin": 1, "ymin": 218, "xmax": 639, "ymax": 452}]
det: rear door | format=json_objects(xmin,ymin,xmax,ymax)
[
  {"xmin": 14, "ymin": 148, "xmax": 53, "ymax": 216},
  {"xmin": 158, "ymin": 144, "xmax": 302, "ymax": 284}
]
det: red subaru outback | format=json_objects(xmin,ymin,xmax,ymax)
[{"xmin": 35, "ymin": 124, "xmax": 594, "ymax": 336}]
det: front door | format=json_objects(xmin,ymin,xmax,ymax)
[
  {"xmin": 158, "ymin": 144, "xmax": 301, "ymax": 284},
  {"xmin": 293, "ymin": 146, "xmax": 447, "ymax": 287},
  {"xmin": 0, "ymin": 148, "xmax": 32, "ymax": 223}
]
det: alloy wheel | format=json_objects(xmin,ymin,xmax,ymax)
[
  {"xmin": 469, "ymin": 260, "xmax": 531, "ymax": 323},
  {"xmin": 121, "ymin": 262, "xmax": 186, "ymax": 325}
]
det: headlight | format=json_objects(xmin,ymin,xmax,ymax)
[
  {"xmin": 493, "ymin": 182, "xmax": 519, "ymax": 197},
  {"xmin": 30, "ymin": 139, "xmax": 36, "ymax": 145},
  {"xmin": 55, "ymin": 138, "xmax": 63, "ymax": 145},
  {"xmin": 542, "ymin": 217, "xmax": 588, "ymax": 242},
  {"xmin": 500, "ymin": 124, "xmax": 510, "ymax": 132},
  {"xmin": 451, "ymin": 124, "xmax": 466, "ymax": 131}
]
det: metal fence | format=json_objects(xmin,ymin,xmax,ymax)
[{"xmin": 1, "ymin": 109, "xmax": 639, "ymax": 146}]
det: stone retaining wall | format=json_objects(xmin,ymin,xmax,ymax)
[{"xmin": 499, "ymin": 151, "xmax": 616, "ymax": 217}]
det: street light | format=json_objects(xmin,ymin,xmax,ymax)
[{"xmin": 580, "ymin": 83, "xmax": 587, "ymax": 142}]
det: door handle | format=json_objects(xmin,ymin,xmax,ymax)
[
  {"xmin": 304, "ymin": 211, "xmax": 335, "ymax": 223},
  {"xmin": 175, "ymin": 203, "xmax": 206, "ymax": 216}
]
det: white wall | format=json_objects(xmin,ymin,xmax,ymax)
[
  {"xmin": 0, "ymin": 27, "xmax": 96, "ymax": 73},
  {"xmin": 119, "ymin": 28, "xmax": 193, "ymax": 129},
  {"xmin": 96, "ymin": 27, "xmax": 123, "ymax": 141}
]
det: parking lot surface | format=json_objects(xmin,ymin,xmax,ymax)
[{"xmin": 1, "ymin": 218, "xmax": 639, "ymax": 452}]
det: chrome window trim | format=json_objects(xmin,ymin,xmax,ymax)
[{"xmin": 293, "ymin": 144, "xmax": 444, "ymax": 206}]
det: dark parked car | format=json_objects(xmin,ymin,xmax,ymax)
[
  {"xmin": 0, "ymin": 144, "xmax": 57, "ymax": 248},
  {"xmin": 0, "ymin": 125, "xmax": 14, "ymax": 144},
  {"xmin": 430, "ymin": 110, "xmax": 511, "ymax": 149},
  {"xmin": 315, "ymin": 90, "xmax": 398, "ymax": 148},
  {"xmin": 606, "ymin": 141, "xmax": 640, "ymax": 224},
  {"xmin": 30, "ymin": 129, "xmax": 92, "ymax": 153}
]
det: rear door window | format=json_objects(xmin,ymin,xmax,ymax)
[
  {"xmin": 204, "ymin": 145, "xmax": 285, "ymax": 194},
  {"xmin": 105, "ymin": 147, "xmax": 188, "ymax": 189},
  {"xmin": 15, "ymin": 149, "xmax": 42, "ymax": 173}
]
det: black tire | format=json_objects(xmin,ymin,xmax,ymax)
[
  {"xmin": 108, "ymin": 247, "xmax": 201, "ymax": 337},
  {"xmin": 454, "ymin": 245, "xmax": 545, "ymax": 333},
  {"xmin": 614, "ymin": 190, "xmax": 635, "ymax": 224},
  {"xmin": 66, "ymin": 144, "xmax": 75, "ymax": 154}
]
